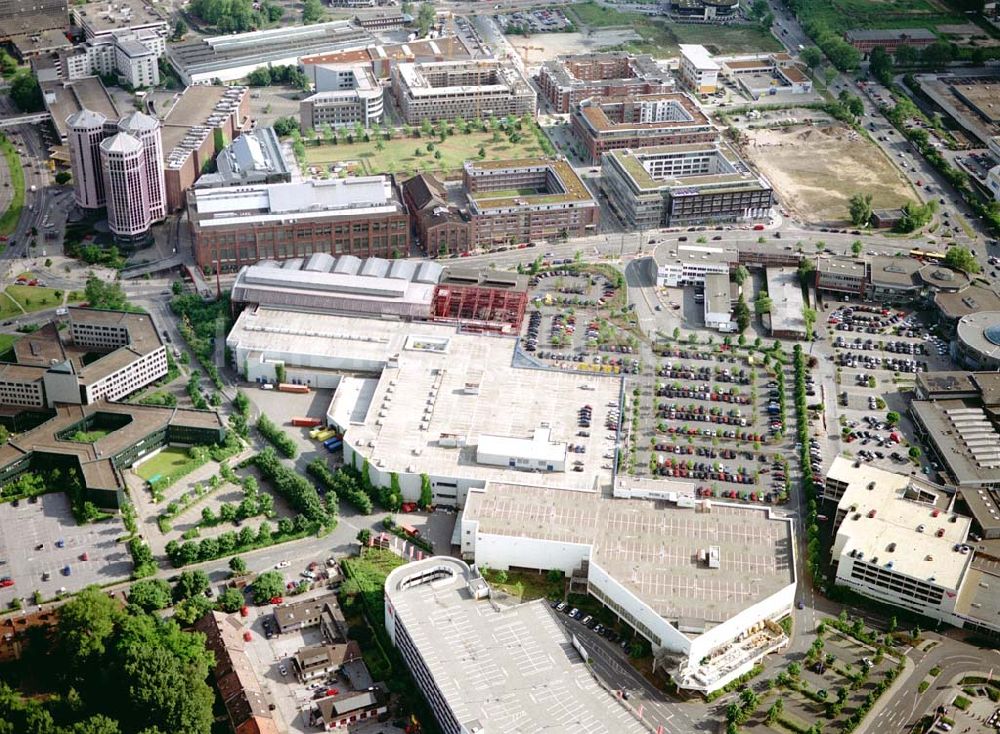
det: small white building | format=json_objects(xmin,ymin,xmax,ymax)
[
  {"xmin": 703, "ymin": 272, "xmax": 734, "ymax": 331},
  {"xmin": 679, "ymin": 44, "xmax": 719, "ymax": 95},
  {"xmin": 476, "ymin": 426, "xmax": 567, "ymax": 473},
  {"xmin": 987, "ymin": 164, "xmax": 1000, "ymax": 201},
  {"xmin": 652, "ymin": 243, "xmax": 738, "ymax": 288}
]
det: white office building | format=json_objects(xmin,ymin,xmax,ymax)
[
  {"xmin": 826, "ymin": 457, "xmax": 1000, "ymax": 637},
  {"xmin": 703, "ymin": 272, "xmax": 735, "ymax": 331},
  {"xmin": 679, "ymin": 44, "xmax": 720, "ymax": 94},
  {"xmin": 61, "ymin": 28, "xmax": 165, "ymax": 88},
  {"xmin": 299, "ymin": 64, "xmax": 384, "ymax": 131},
  {"xmin": 652, "ymin": 243, "xmax": 738, "ymax": 287}
]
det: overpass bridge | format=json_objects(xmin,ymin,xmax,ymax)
[{"xmin": 0, "ymin": 112, "xmax": 51, "ymax": 129}]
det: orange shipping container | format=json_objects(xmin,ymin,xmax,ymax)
[{"xmin": 278, "ymin": 383, "xmax": 310, "ymax": 394}]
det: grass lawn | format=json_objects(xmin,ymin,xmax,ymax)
[
  {"xmin": 0, "ymin": 133, "xmax": 25, "ymax": 238},
  {"xmin": 5, "ymin": 285, "xmax": 67, "ymax": 313},
  {"xmin": 566, "ymin": 1, "xmax": 782, "ymax": 55},
  {"xmin": 69, "ymin": 429, "xmax": 110, "ymax": 443},
  {"xmin": 0, "ymin": 333, "xmax": 19, "ymax": 354},
  {"xmin": 489, "ymin": 570, "xmax": 564, "ymax": 602},
  {"xmin": 0, "ymin": 292, "xmax": 22, "ymax": 320},
  {"xmin": 791, "ymin": 0, "xmax": 964, "ymax": 32},
  {"xmin": 136, "ymin": 446, "xmax": 198, "ymax": 481},
  {"xmin": 302, "ymin": 131, "xmax": 545, "ymax": 180}
]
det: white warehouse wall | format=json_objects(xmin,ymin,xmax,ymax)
[
  {"xmin": 470, "ymin": 531, "xmax": 592, "ymax": 578},
  {"xmin": 687, "ymin": 579, "xmax": 796, "ymax": 663}
]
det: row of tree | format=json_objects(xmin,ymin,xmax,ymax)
[
  {"xmin": 256, "ymin": 414, "xmax": 297, "ymax": 458},
  {"xmin": 307, "ymin": 458, "xmax": 374, "ymax": 514},
  {"xmin": 252, "ymin": 447, "xmax": 332, "ymax": 526},
  {"xmin": 165, "ymin": 513, "xmax": 314, "ymax": 567}
]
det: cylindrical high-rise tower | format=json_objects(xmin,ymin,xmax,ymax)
[
  {"xmin": 66, "ymin": 109, "xmax": 109, "ymax": 210},
  {"xmin": 100, "ymin": 132, "xmax": 151, "ymax": 246},
  {"xmin": 117, "ymin": 111, "xmax": 166, "ymax": 222}
]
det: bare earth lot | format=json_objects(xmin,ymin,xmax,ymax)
[
  {"xmin": 510, "ymin": 29, "xmax": 641, "ymax": 64},
  {"xmin": 744, "ymin": 124, "xmax": 914, "ymax": 224}
]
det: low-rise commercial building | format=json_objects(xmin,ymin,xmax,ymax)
[
  {"xmin": 43, "ymin": 76, "xmax": 121, "ymax": 145},
  {"xmin": 71, "ymin": 0, "xmax": 168, "ymax": 44},
  {"xmin": 703, "ymin": 272, "xmax": 734, "ymax": 331},
  {"xmin": 867, "ymin": 255, "xmax": 923, "ymax": 303},
  {"xmin": 299, "ymin": 35, "xmax": 474, "ymax": 81},
  {"xmin": 765, "ymin": 266, "xmax": 807, "ymax": 340},
  {"xmin": 226, "ymin": 308, "xmax": 622, "ymax": 502},
  {"xmin": 679, "ymin": 44, "xmax": 720, "ymax": 94},
  {"xmin": 300, "ymin": 63, "xmax": 384, "ymax": 131},
  {"xmin": 391, "ymin": 59, "xmax": 536, "ymax": 124},
  {"xmin": 825, "ymin": 457, "xmax": 999, "ymax": 638},
  {"xmin": 815, "ymin": 258, "xmax": 867, "ymax": 299},
  {"xmin": 844, "ymin": 28, "xmax": 937, "ymax": 55},
  {"xmin": 652, "ymin": 242, "xmax": 738, "ymax": 287},
  {"xmin": 666, "ymin": 0, "xmax": 740, "ymax": 21},
  {"xmin": 719, "ymin": 53, "xmax": 812, "ymax": 99},
  {"xmin": 572, "ymin": 92, "xmax": 717, "ymax": 164},
  {"xmin": 385, "ymin": 557, "xmax": 652, "ymax": 732},
  {"xmin": 537, "ymin": 53, "xmax": 673, "ymax": 114},
  {"xmin": 167, "ymin": 20, "xmax": 373, "ymax": 85},
  {"xmin": 602, "ymin": 143, "xmax": 773, "ymax": 228},
  {"xmin": 187, "ymin": 177, "xmax": 410, "ymax": 273},
  {"xmin": 938, "ymin": 288, "xmax": 1000, "ymax": 339}
]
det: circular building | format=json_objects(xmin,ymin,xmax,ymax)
[
  {"xmin": 918, "ymin": 264, "xmax": 970, "ymax": 293},
  {"xmin": 956, "ymin": 311, "xmax": 1000, "ymax": 369}
]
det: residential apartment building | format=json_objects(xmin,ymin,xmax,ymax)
[
  {"xmin": 679, "ymin": 44, "xmax": 720, "ymax": 94},
  {"xmin": 274, "ymin": 593, "xmax": 341, "ymax": 634},
  {"xmin": 602, "ymin": 143, "xmax": 773, "ymax": 228},
  {"xmin": 537, "ymin": 53, "xmax": 674, "ymax": 114},
  {"xmin": 62, "ymin": 30, "xmax": 165, "ymax": 88},
  {"xmin": 571, "ymin": 92, "xmax": 718, "ymax": 164},
  {"xmin": 461, "ymin": 159, "xmax": 599, "ymax": 247},
  {"xmin": 391, "ymin": 59, "xmax": 536, "ymax": 124},
  {"xmin": 188, "ymin": 177, "xmax": 410, "ymax": 272},
  {"xmin": 299, "ymin": 63, "xmax": 384, "ymax": 131}
]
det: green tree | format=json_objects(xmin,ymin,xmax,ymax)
[
  {"xmin": 58, "ymin": 585, "xmax": 122, "ymax": 663},
  {"xmin": 885, "ymin": 411, "xmax": 900, "ymax": 425},
  {"xmin": 417, "ymin": 1, "xmax": 436, "ymax": 35},
  {"xmin": 419, "ymin": 473, "xmax": 433, "ymax": 508},
  {"xmin": 869, "ymin": 46, "xmax": 893, "ymax": 85},
  {"xmin": 302, "ymin": 0, "xmax": 323, "ymax": 22},
  {"xmin": 84, "ymin": 273, "xmax": 132, "ymax": 311},
  {"xmin": 848, "ymin": 192, "xmax": 873, "ymax": 227},
  {"xmin": 171, "ymin": 570, "xmax": 210, "ymax": 602},
  {"xmin": 735, "ymin": 294, "xmax": 751, "ymax": 333},
  {"xmin": 851, "ymin": 240, "xmax": 863, "ymax": 256},
  {"xmin": 803, "ymin": 306, "xmax": 817, "ymax": 337},
  {"xmin": 172, "ymin": 18, "xmax": 187, "ymax": 40},
  {"xmin": 55, "ymin": 170, "xmax": 72, "ymax": 185},
  {"xmin": 801, "ymin": 46, "xmax": 823, "ymax": 69},
  {"xmin": 228, "ymin": 556, "xmax": 248, "ymax": 575},
  {"xmin": 909, "ymin": 446, "xmax": 922, "ymax": 459},
  {"xmin": 172, "ymin": 594, "xmax": 213, "ymax": 626},
  {"xmin": 754, "ymin": 291, "xmax": 772, "ymax": 315},
  {"xmin": 732, "ymin": 265, "xmax": 750, "ymax": 286},
  {"xmin": 944, "ymin": 246, "xmax": 981, "ymax": 274},
  {"xmin": 216, "ymin": 587, "xmax": 245, "ymax": 613},
  {"xmin": 251, "ymin": 570, "xmax": 285, "ymax": 604},
  {"xmin": 128, "ymin": 579, "xmax": 172, "ymax": 612},
  {"xmin": 10, "ymin": 72, "xmax": 43, "ymax": 112}
]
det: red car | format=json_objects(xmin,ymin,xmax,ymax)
[
  {"xmin": 0, "ymin": 577, "xmax": 14, "ymax": 588},
  {"xmin": 269, "ymin": 596, "xmax": 284, "ymax": 605}
]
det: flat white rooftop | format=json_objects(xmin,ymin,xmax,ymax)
[
  {"xmin": 189, "ymin": 177, "xmax": 400, "ymax": 228},
  {"xmin": 680, "ymin": 44, "xmax": 720, "ymax": 71},
  {"xmin": 385, "ymin": 558, "xmax": 648, "ymax": 734},
  {"xmin": 465, "ymin": 482, "xmax": 795, "ymax": 627},
  {"xmin": 829, "ymin": 457, "xmax": 972, "ymax": 590},
  {"xmin": 228, "ymin": 308, "xmax": 620, "ymax": 489}
]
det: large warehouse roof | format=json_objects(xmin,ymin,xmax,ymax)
[
  {"xmin": 226, "ymin": 309, "xmax": 620, "ymax": 490},
  {"xmin": 463, "ymin": 482, "xmax": 795, "ymax": 628},
  {"xmin": 230, "ymin": 257, "xmax": 440, "ymax": 319},
  {"xmin": 384, "ymin": 558, "xmax": 648, "ymax": 734}
]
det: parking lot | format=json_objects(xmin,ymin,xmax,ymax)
[
  {"xmin": 618, "ymin": 343, "xmax": 798, "ymax": 505},
  {"xmin": 0, "ymin": 492, "xmax": 129, "ymax": 608},
  {"xmin": 521, "ymin": 265, "xmax": 640, "ymax": 374},
  {"xmin": 824, "ymin": 303, "xmax": 949, "ymax": 477},
  {"xmin": 495, "ymin": 7, "xmax": 572, "ymax": 33}
]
